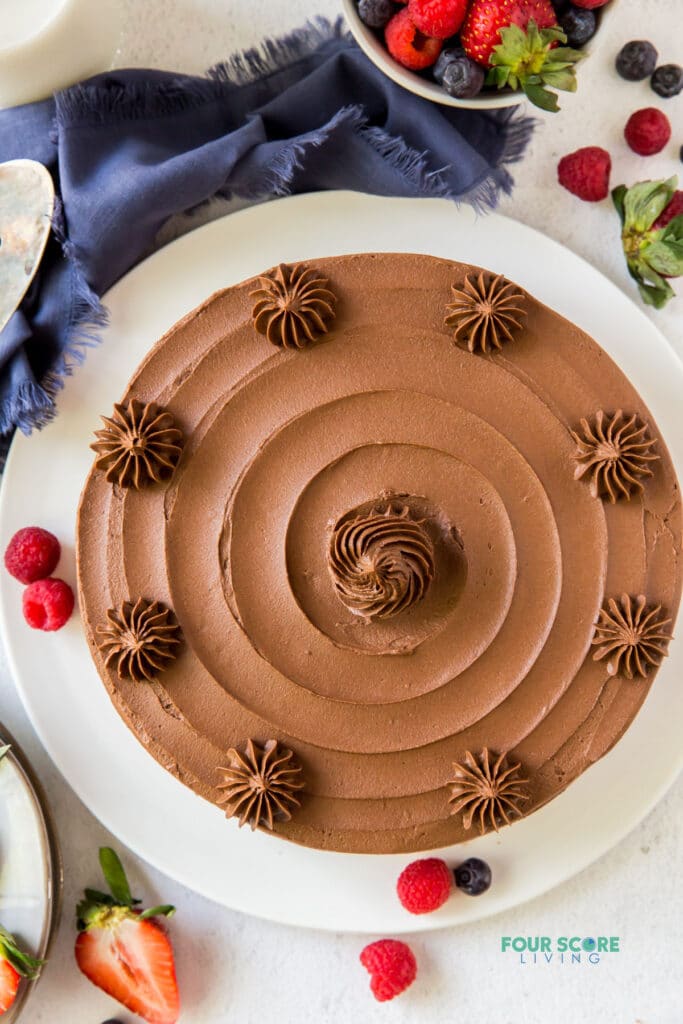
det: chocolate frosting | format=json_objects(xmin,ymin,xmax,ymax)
[
  {"xmin": 571, "ymin": 410, "xmax": 659, "ymax": 503},
  {"xmin": 448, "ymin": 748, "xmax": 529, "ymax": 833},
  {"xmin": 217, "ymin": 739, "xmax": 304, "ymax": 830},
  {"xmin": 250, "ymin": 263, "xmax": 336, "ymax": 349},
  {"xmin": 445, "ymin": 271, "xmax": 526, "ymax": 353},
  {"xmin": 76, "ymin": 253, "xmax": 682, "ymax": 855},
  {"xmin": 97, "ymin": 598, "xmax": 181, "ymax": 682},
  {"xmin": 92, "ymin": 399, "xmax": 183, "ymax": 489},
  {"xmin": 328, "ymin": 503, "xmax": 435, "ymax": 620},
  {"xmin": 592, "ymin": 594, "xmax": 672, "ymax": 679}
]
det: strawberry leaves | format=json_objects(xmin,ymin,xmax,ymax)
[
  {"xmin": 0, "ymin": 925, "xmax": 44, "ymax": 981},
  {"xmin": 77, "ymin": 847, "xmax": 175, "ymax": 931},
  {"xmin": 99, "ymin": 846, "xmax": 135, "ymax": 906},
  {"xmin": 613, "ymin": 177, "xmax": 683, "ymax": 308},
  {"xmin": 488, "ymin": 21, "xmax": 585, "ymax": 111}
]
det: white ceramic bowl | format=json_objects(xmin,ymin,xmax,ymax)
[
  {"xmin": 341, "ymin": 0, "xmax": 616, "ymax": 110},
  {"xmin": 0, "ymin": 0, "xmax": 121, "ymax": 108}
]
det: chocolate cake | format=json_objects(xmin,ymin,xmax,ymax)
[{"xmin": 76, "ymin": 253, "xmax": 682, "ymax": 854}]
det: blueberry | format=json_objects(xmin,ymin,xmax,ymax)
[
  {"xmin": 358, "ymin": 0, "xmax": 395, "ymax": 29},
  {"xmin": 551, "ymin": 0, "xmax": 571, "ymax": 12},
  {"xmin": 454, "ymin": 857, "xmax": 492, "ymax": 896},
  {"xmin": 559, "ymin": 7, "xmax": 596, "ymax": 48},
  {"xmin": 615, "ymin": 41, "xmax": 658, "ymax": 81},
  {"xmin": 651, "ymin": 63, "xmax": 683, "ymax": 98},
  {"xmin": 442, "ymin": 57, "xmax": 486, "ymax": 99},
  {"xmin": 433, "ymin": 46, "xmax": 466, "ymax": 85}
]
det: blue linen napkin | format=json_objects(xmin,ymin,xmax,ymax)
[{"xmin": 0, "ymin": 17, "xmax": 534, "ymax": 456}]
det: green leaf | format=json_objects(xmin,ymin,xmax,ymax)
[
  {"xmin": 612, "ymin": 185, "xmax": 627, "ymax": 225},
  {"xmin": 661, "ymin": 239, "xmax": 683, "ymax": 261},
  {"xmin": 525, "ymin": 18, "xmax": 541, "ymax": 50},
  {"xmin": 486, "ymin": 66, "xmax": 507, "ymax": 88},
  {"xmin": 551, "ymin": 46, "xmax": 586, "ymax": 64},
  {"xmin": 99, "ymin": 847, "xmax": 134, "ymax": 907},
  {"xmin": 644, "ymin": 240, "xmax": 683, "ymax": 277},
  {"xmin": 624, "ymin": 259, "xmax": 644, "ymax": 284},
  {"xmin": 623, "ymin": 178, "xmax": 677, "ymax": 233},
  {"xmin": 139, "ymin": 904, "xmax": 176, "ymax": 920},
  {"xmin": 638, "ymin": 278, "xmax": 675, "ymax": 309},
  {"xmin": 523, "ymin": 82, "xmax": 560, "ymax": 112},
  {"xmin": 492, "ymin": 23, "xmax": 529, "ymax": 64},
  {"xmin": 541, "ymin": 69, "xmax": 578, "ymax": 92},
  {"xmin": 538, "ymin": 24, "xmax": 567, "ymax": 47},
  {"xmin": 625, "ymin": 255, "xmax": 676, "ymax": 309},
  {"xmin": 661, "ymin": 214, "xmax": 683, "ymax": 242},
  {"xmin": 83, "ymin": 888, "xmax": 114, "ymax": 905}
]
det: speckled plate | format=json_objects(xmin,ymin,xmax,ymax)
[
  {"xmin": 0, "ymin": 732, "xmax": 60, "ymax": 1020},
  {"xmin": 0, "ymin": 160, "xmax": 54, "ymax": 334},
  {"xmin": 0, "ymin": 193, "xmax": 681, "ymax": 933}
]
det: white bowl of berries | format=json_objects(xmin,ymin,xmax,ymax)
[{"xmin": 342, "ymin": 0, "xmax": 616, "ymax": 111}]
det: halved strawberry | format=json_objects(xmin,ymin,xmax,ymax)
[
  {"xmin": 0, "ymin": 960, "xmax": 19, "ymax": 1016},
  {"xmin": 0, "ymin": 925, "xmax": 44, "ymax": 1016},
  {"xmin": 75, "ymin": 848, "xmax": 179, "ymax": 1024}
]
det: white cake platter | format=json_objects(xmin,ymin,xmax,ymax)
[
  {"xmin": 0, "ymin": 192, "xmax": 681, "ymax": 933},
  {"xmin": 0, "ymin": 735, "xmax": 59, "ymax": 1020}
]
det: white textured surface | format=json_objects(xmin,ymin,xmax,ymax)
[{"xmin": 0, "ymin": 1, "xmax": 681, "ymax": 1022}]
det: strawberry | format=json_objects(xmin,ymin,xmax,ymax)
[
  {"xmin": 612, "ymin": 176, "xmax": 683, "ymax": 308},
  {"xmin": 462, "ymin": 0, "xmax": 514, "ymax": 66},
  {"xmin": 462, "ymin": 0, "xmax": 555, "ymax": 66},
  {"xmin": 461, "ymin": 0, "xmax": 584, "ymax": 110},
  {"xmin": 517, "ymin": 0, "xmax": 557, "ymax": 28},
  {"xmin": 75, "ymin": 848, "xmax": 179, "ymax": 1024},
  {"xmin": 0, "ymin": 925, "xmax": 43, "ymax": 1016}
]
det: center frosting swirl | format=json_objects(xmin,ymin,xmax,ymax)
[{"xmin": 328, "ymin": 503, "xmax": 436, "ymax": 621}]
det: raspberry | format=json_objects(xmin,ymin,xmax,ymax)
[
  {"xmin": 557, "ymin": 146, "xmax": 611, "ymax": 202},
  {"xmin": 571, "ymin": 0, "xmax": 610, "ymax": 7},
  {"xmin": 360, "ymin": 940, "xmax": 417, "ymax": 1002},
  {"xmin": 22, "ymin": 578, "xmax": 74, "ymax": 631},
  {"xmin": 396, "ymin": 857, "xmax": 452, "ymax": 913},
  {"xmin": 407, "ymin": 0, "xmax": 468, "ymax": 40},
  {"xmin": 624, "ymin": 108, "xmax": 671, "ymax": 156},
  {"xmin": 385, "ymin": 8, "xmax": 442, "ymax": 71},
  {"xmin": 653, "ymin": 191, "xmax": 683, "ymax": 231},
  {"xmin": 4, "ymin": 527, "xmax": 61, "ymax": 584}
]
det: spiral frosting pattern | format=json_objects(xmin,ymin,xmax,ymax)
[
  {"xmin": 76, "ymin": 253, "xmax": 682, "ymax": 854},
  {"xmin": 328, "ymin": 504, "xmax": 436, "ymax": 620}
]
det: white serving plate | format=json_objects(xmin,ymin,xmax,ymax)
[{"xmin": 0, "ymin": 192, "xmax": 680, "ymax": 933}]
